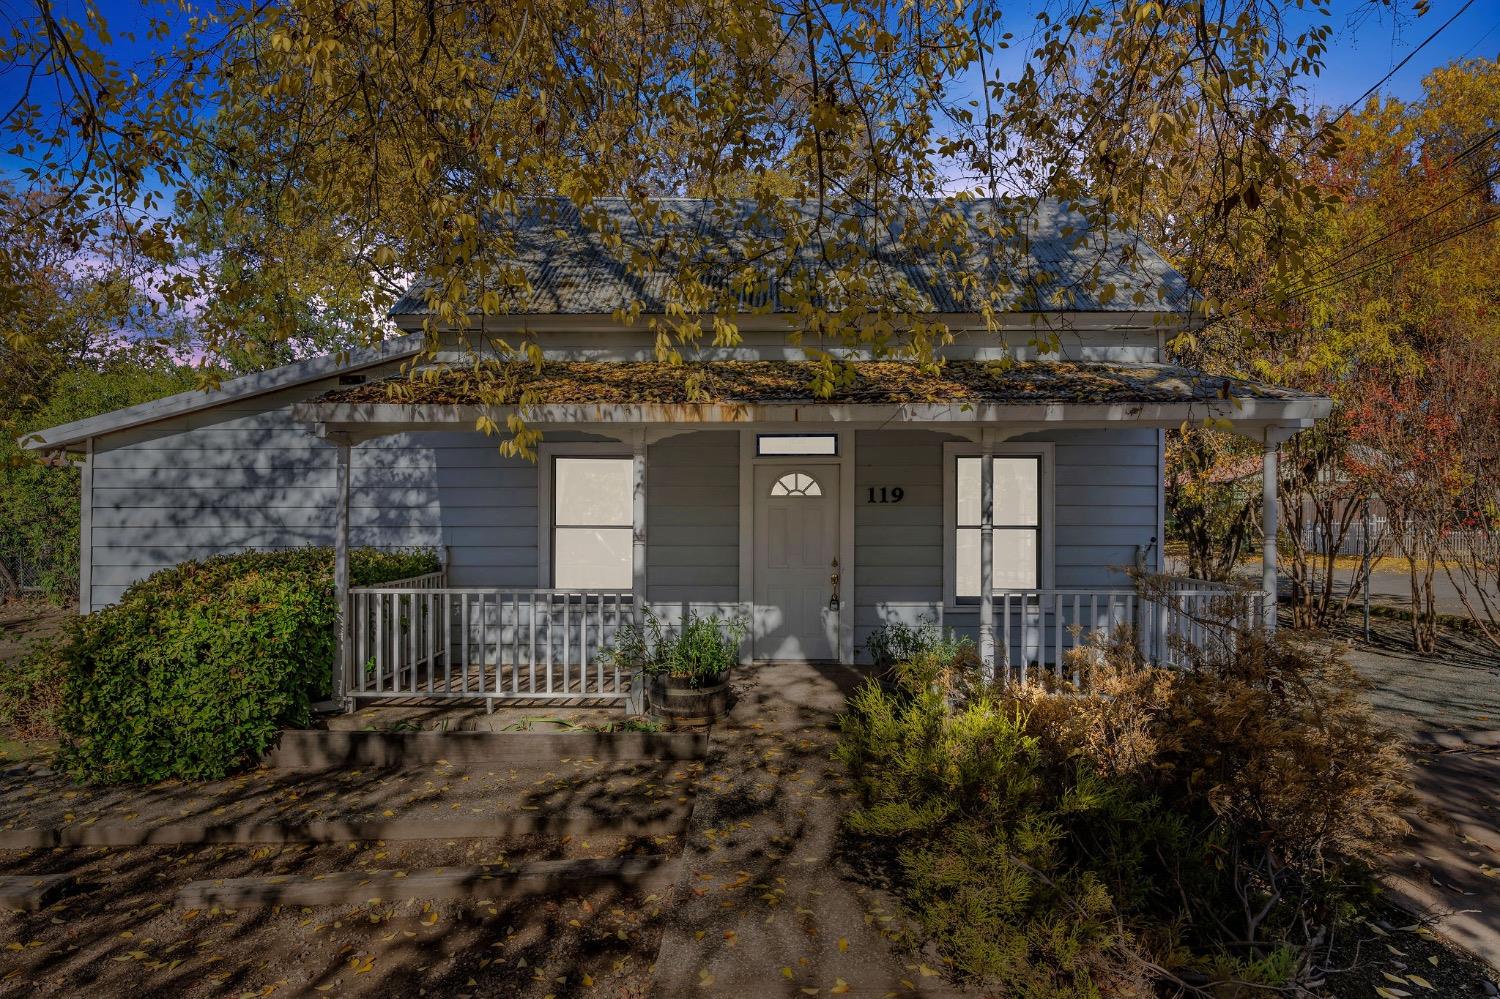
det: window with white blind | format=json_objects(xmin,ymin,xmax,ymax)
[
  {"xmin": 944, "ymin": 444, "xmax": 1053, "ymax": 603},
  {"xmin": 551, "ymin": 456, "xmax": 633, "ymax": 589}
]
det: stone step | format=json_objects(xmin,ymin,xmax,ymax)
[
  {"xmin": 176, "ymin": 855, "xmax": 680, "ymax": 908},
  {"xmin": 264, "ymin": 729, "xmax": 707, "ymax": 769},
  {"xmin": 0, "ymin": 873, "xmax": 75, "ymax": 912},
  {"xmin": 0, "ymin": 806, "xmax": 689, "ymax": 850}
]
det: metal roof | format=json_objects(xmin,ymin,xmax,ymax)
[{"xmin": 390, "ymin": 198, "xmax": 1194, "ymax": 318}]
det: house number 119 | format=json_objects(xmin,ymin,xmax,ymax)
[{"xmin": 866, "ymin": 487, "xmax": 904, "ymax": 504}]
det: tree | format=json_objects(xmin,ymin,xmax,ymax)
[
  {"xmin": 1, "ymin": 361, "xmax": 197, "ymax": 598},
  {"xmin": 1, "ymin": 0, "xmax": 1342, "ymax": 416}
]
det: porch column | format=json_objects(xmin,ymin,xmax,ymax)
[
  {"xmin": 1261, "ymin": 429, "xmax": 1279, "ymax": 634},
  {"xmin": 979, "ymin": 435, "xmax": 996, "ymax": 677},
  {"xmin": 632, "ymin": 433, "xmax": 648, "ymax": 626},
  {"xmin": 332, "ymin": 435, "xmax": 352, "ymax": 708}
]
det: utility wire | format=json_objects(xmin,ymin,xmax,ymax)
[
  {"xmin": 1294, "ymin": 157, "xmax": 1500, "ymax": 286},
  {"xmin": 1283, "ymin": 209, "xmax": 1500, "ymax": 303},
  {"xmin": 1231, "ymin": 207, "xmax": 1500, "ymax": 320},
  {"xmin": 1291, "ymin": 0, "xmax": 1479, "ymax": 162}
]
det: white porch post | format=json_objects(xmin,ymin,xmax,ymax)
[
  {"xmin": 979, "ymin": 433, "xmax": 996, "ymax": 677},
  {"xmin": 332, "ymin": 436, "xmax": 352, "ymax": 708},
  {"xmin": 628, "ymin": 433, "xmax": 648, "ymax": 714},
  {"xmin": 632, "ymin": 432, "xmax": 648, "ymax": 625},
  {"xmin": 1261, "ymin": 429, "xmax": 1279, "ymax": 634}
]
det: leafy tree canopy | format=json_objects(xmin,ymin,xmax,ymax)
[{"xmin": 1, "ymin": 0, "xmax": 1349, "ymax": 409}]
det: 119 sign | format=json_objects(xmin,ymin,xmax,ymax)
[{"xmin": 866, "ymin": 487, "xmax": 904, "ymax": 504}]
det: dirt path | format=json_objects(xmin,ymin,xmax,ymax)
[{"xmin": 650, "ymin": 662, "xmax": 958, "ymax": 998}]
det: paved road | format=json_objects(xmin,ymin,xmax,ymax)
[{"xmin": 1340, "ymin": 566, "xmax": 1476, "ymax": 618}]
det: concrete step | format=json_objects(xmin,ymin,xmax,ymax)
[
  {"xmin": 0, "ymin": 873, "xmax": 75, "ymax": 912},
  {"xmin": 264, "ymin": 729, "xmax": 707, "ymax": 769},
  {"xmin": 0, "ymin": 806, "xmax": 690, "ymax": 850},
  {"xmin": 176, "ymin": 856, "xmax": 681, "ymax": 908}
]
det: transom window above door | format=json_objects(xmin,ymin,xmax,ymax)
[
  {"xmin": 770, "ymin": 471, "xmax": 823, "ymax": 497},
  {"xmin": 552, "ymin": 456, "xmax": 632, "ymax": 589},
  {"xmin": 757, "ymin": 434, "xmax": 838, "ymax": 456}
]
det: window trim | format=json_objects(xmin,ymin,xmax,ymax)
[
  {"xmin": 756, "ymin": 433, "xmax": 839, "ymax": 457},
  {"xmin": 537, "ymin": 442, "xmax": 634, "ymax": 591},
  {"xmin": 942, "ymin": 442, "xmax": 1055, "ymax": 609}
]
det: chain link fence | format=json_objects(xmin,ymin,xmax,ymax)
[{"xmin": 0, "ymin": 546, "xmax": 74, "ymax": 600}]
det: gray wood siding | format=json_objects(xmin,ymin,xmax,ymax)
[
  {"xmin": 853, "ymin": 430, "xmax": 958, "ymax": 649},
  {"xmin": 853, "ymin": 427, "xmax": 1161, "ymax": 659},
  {"xmin": 645, "ymin": 431, "xmax": 740, "ymax": 623},
  {"xmin": 87, "ymin": 373, "xmax": 550, "ymax": 607},
  {"xmin": 87, "ymin": 386, "xmax": 742, "ymax": 614}
]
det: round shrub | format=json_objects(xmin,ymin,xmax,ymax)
[{"xmin": 51, "ymin": 547, "xmax": 437, "ymax": 784}]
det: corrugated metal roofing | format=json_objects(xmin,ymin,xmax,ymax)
[{"xmin": 391, "ymin": 198, "xmax": 1193, "ymax": 318}]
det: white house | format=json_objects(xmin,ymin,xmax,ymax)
[{"xmin": 25, "ymin": 199, "xmax": 1330, "ymax": 709}]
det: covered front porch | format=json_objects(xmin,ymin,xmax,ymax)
[{"xmin": 292, "ymin": 360, "xmax": 1329, "ymax": 709}]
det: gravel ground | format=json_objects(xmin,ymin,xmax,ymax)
[
  {"xmin": 0, "ymin": 834, "xmax": 670, "ymax": 996},
  {"xmin": 0, "ymin": 758, "xmax": 700, "ymax": 836}
]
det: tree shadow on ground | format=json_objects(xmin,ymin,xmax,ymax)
[{"xmin": 0, "ymin": 753, "xmax": 699, "ymax": 996}]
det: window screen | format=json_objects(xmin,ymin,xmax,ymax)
[
  {"xmin": 553, "ymin": 457, "xmax": 632, "ymax": 589},
  {"xmin": 954, "ymin": 456, "xmax": 1040, "ymax": 594}
]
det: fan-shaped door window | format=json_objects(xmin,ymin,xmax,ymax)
[{"xmin": 770, "ymin": 471, "xmax": 823, "ymax": 497}]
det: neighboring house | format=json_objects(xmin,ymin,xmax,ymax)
[{"xmin": 23, "ymin": 199, "xmax": 1330, "ymax": 709}]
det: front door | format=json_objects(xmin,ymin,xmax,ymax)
[{"xmin": 753, "ymin": 464, "xmax": 840, "ymax": 661}]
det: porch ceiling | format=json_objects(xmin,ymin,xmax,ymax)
[{"xmin": 292, "ymin": 360, "xmax": 1330, "ymax": 443}]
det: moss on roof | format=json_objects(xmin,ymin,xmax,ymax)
[{"xmin": 318, "ymin": 360, "xmax": 1311, "ymax": 408}]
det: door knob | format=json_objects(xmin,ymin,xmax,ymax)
[{"xmin": 829, "ymin": 558, "xmax": 841, "ymax": 609}]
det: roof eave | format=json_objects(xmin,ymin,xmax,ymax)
[
  {"xmin": 21, "ymin": 334, "xmax": 428, "ymax": 452},
  {"xmin": 292, "ymin": 396, "xmax": 1331, "ymax": 445}
]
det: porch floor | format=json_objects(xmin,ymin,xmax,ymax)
[{"xmin": 348, "ymin": 655, "xmax": 630, "ymax": 705}]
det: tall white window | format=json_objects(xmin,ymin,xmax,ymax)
[
  {"xmin": 954, "ymin": 455, "xmax": 1040, "ymax": 595},
  {"xmin": 552, "ymin": 456, "xmax": 633, "ymax": 589}
]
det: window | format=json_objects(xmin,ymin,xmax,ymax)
[
  {"xmin": 770, "ymin": 471, "xmax": 822, "ymax": 497},
  {"xmin": 954, "ymin": 455, "xmax": 1041, "ymax": 595},
  {"xmin": 757, "ymin": 434, "xmax": 838, "ymax": 456},
  {"xmin": 552, "ymin": 456, "xmax": 632, "ymax": 589}
]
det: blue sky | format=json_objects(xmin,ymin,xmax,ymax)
[
  {"xmin": 1289, "ymin": 0, "xmax": 1498, "ymax": 110},
  {"xmin": 2, "ymin": 0, "xmax": 1495, "ymax": 184}
]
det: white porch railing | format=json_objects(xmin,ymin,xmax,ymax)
[
  {"xmin": 991, "ymin": 579, "xmax": 1270, "ymax": 681},
  {"xmin": 346, "ymin": 580, "xmax": 633, "ymax": 703}
]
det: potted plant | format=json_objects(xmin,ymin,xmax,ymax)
[{"xmin": 604, "ymin": 612, "xmax": 745, "ymax": 722}]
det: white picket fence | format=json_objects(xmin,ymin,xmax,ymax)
[{"xmin": 345, "ymin": 574, "xmax": 633, "ymax": 703}]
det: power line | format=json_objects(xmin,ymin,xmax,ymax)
[
  {"xmin": 1261, "ymin": 208, "xmax": 1500, "ymax": 312},
  {"xmin": 1294, "ymin": 158, "xmax": 1499, "ymax": 286},
  {"xmin": 1291, "ymin": 0, "xmax": 1479, "ymax": 162}
]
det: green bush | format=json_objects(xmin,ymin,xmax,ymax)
[
  {"xmin": 863, "ymin": 619, "xmax": 942, "ymax": 670},
  {"xmin": 836, "ymin": 629, "xmax": 1409, "ymax": 996},
  {"xmin": 51, "ymin": 547, "xmax": 438, "ymax": 784},
  {"xmin": 601, "ymin": 611, "xmax": 745, "ymax": 688}
]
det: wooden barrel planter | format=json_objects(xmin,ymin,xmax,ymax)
[{"xmin": 645, "ymin": 672, "xmax": 732, "ymax": 723}]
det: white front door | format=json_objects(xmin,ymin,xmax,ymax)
[{"xmin": 753, "ymin": 464, "xmax": 840, "ymax": 661}]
